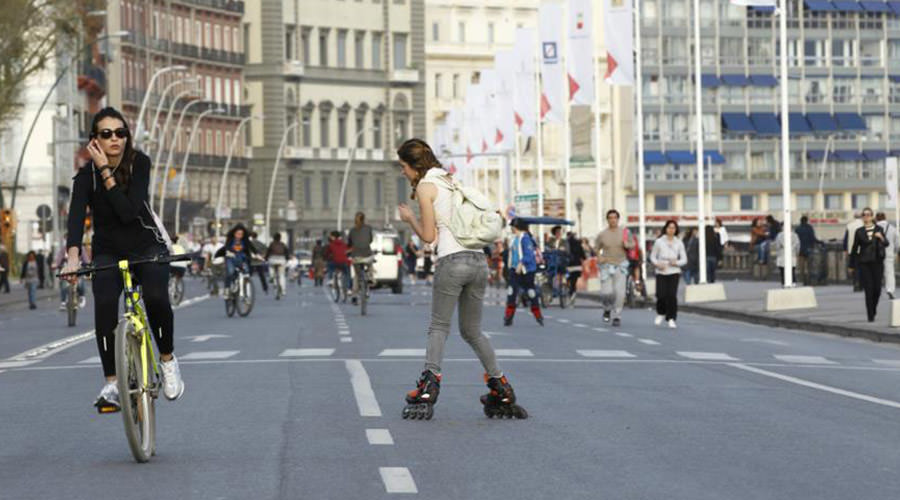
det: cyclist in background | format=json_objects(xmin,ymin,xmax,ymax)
[
  {"xmin": 249, "ymin": 231, "xmax": 269, "ymax": 295},
  {"xmin": 265, "ymin": 232, "xmax": 290, "ymax": 295},
  {"xmin": 347, "ymin": 212, "xmax": 374, "ymax": 304},
  {"xmin": 325, "ymin": 230, "xmax": 352, "ymax": 300},
  {"xmin": 217, "ymin": 223, "xmax": 256, "ymax": 296},
  {"xmin": 170, "ymin": 235, "xmax": 188, "ymax": 283},
  {"xmin": 53, "ymin": 234, "xmax": 87, "ymax": 309}
]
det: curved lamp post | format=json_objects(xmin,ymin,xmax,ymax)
[
  {"xmin": 215, "ymin": 114, "xmax": 263, "ymax": 242},
  {"xmin": 134, "ymin": 65, "xmax": 188, "ymax": 149},
  {"xmin": 174, "ymin": 107, "xmax": 224, "ymax": 234},
  {"xmin": 159, "ymin": 99, "xmax": 211, "ymax": 217},
  {"xmin": 150, "ymin": 87, "xmax": 199, "ymax": 206},
  {"xmin": 265, "ymin": 122, "xmax": 300, "ymax": 242},
  {"xmin": 145, "ymin": 76, "xmax": 196, "ymax": 158},
  {"xmin": 337, "ymin": 127, "xmax": 375, "ymax": 232}
]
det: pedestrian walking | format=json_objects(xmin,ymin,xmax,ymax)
[
  {"xmin": 844, "ymin": 214, "xmax": 864, "ymax": 292},
  {"xmin": 750, "ymin": 218, "xmax": 768, "ymax": 264},
  {"xmin": 650, "ymin": 220, "xmax": 687, "ymax": 329},
  {"xmin": 594, "ymin": 209, "xmax": 634, "ymax": 327},
  {"xmin": 705, "ymin": 225, "xmax": 723, "ymax": 283},
  {"xmin": 0, "ymin": 243, "xmax": 10, "ymax": 293},
  {"xmin": 876, "ymin": 212, "xmax": 898, "ymax": 299},
  {"xmin": 20, "ymin": 251, "xmax": 40, "ymax": 309},
  {"xmin": 249, "ymin": 232, "xmax": 269, "ymax": 294},
  {"xmin": 395, "ymin": 138, "xmax": 526, "ymax": 420},
  {"xmin": 311, "ymin": 239, "xmax": 326, "ymax": 286},
  {"xmin": 566, "ymin": 231, "xmax": 586, "ymax": 299},
  {"xmin": 35, "ymin": 250, "xmax": 46, "ymax": 289},
  {"xmin": 795, "ymin": 215, "xmax": 819, "ymax": 285},
  {"xmin": 714, "ymin": 218, "xmax": 729, "ymax": 250},
  {"xmin": 849, "ymin": 208, "xmax": 886, "ymax": 322},
  {"xmin": 774, "ymin": 226, "xmax": 800, "ymax": 286},
  {"xmin": 403, "ymin": 237, "xmax": 419, "ymax": 285},
  {"xmin": 682, "ymin": 228, "xmax": 698, "ymax": 285},
  {"xmin": 503, "ymin": 218, "xmax": 543, "ymax": 326}
]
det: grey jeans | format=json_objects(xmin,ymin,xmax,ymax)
[
  {"xmin": 599, "ymin": 269, "xmax": 627, "ymax": 320},
  {"xmin": 424, "ymin": 251, "xmax": 501, "ymax": 378}
]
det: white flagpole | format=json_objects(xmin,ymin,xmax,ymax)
[
  {"xmin": 563, "ymin": 0, "xmax": 572, "ymax": 223},
  {"xmin": 514, "ymin": 129, "xmax": 522, "ymax": 192},
  {"xmin": 779, "ymin": 0, "xmax": 793, "ymax": 287},
  {"xmin": 593, "ymin": 54, "xmax": 603, "ymax": 234},
  {"xmin": 634, "ymin": 0, "xmax": 647, "ymax": 284},
  {"xmin": 693, "ymin": 0, "xmax": 708, "ymax": 284},
  {"xmin": 535, "ymin": 49, "xmax": 546, "ymax": 249}
]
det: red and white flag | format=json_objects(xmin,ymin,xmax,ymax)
[
  {"xmin": 729, "ymin": 0, "xmax": 776, "ymax": 6},
  {"xmin": 567, "ymin": 0, "xmax": 594, "ymax": 105},
  {"xmin": 512, "ymin": 28, "xmax": 537, "ymax": 136},
  {"xmin": 463, "ymin": 83, "xmax": 482, "ymax": 165},
  {"xmin": 493, "ymin": 51, "xmax": 516, "ymax": 150},
  {"xmin": 477, "ymin": 70, "xmax": 498, "ymax": 153},
  {"xmin": 538, "ymin": 2, "xmax": 565, "ymax": 123},
  {"xmin": 602, "ymin": 0, "xmax": 634, "ymax": 86}
]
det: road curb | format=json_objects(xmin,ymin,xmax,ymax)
[{"xmin": 579, "ymin": 291, "xmax": 900, "ymax": 345}]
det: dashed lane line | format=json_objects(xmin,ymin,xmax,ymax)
[
  {"xmin": 340, "ymin": 337, "xmax": 353, "ymax": 343},
  {"xmin": 592, "ymin": 327, "xmax": 608, "ymax": 333},
  {"xmin": 614, "ymin": 332, "xmax": 632, "ymax": 338},
  {"xmin": 577, "ymin": 350, "xmax": 636, "ymax": 358},
  {"xmin": 180, "ymin": 350, "xmax": 240, "ymax": 360},
  {"xmin": 280, "ymin": 349, "xmax": 335, "ymax": 357},
  {"xmin": 774, "ymin": 355, "xmax": 836, "ymax": 365},
  {"xmin": 494, "ymin": 349, "xmax": 534, "ymax": 357},
  {"xmin": 366, "ymin": 429, "xmax": 395, "ymax": 445},
  {"xmin": 379, "ymin": 467, "xmax": 418, "ymax": 494},
  {"xmin": 677, "ymin": 352, "xmax": 740, "ymax": 361},
  {"xmin": 345, "ymin": 360, "xmax": 382, "ymax": 417},
  {"xmin": 637, "ymin": 339, "xmax": 660, "ymax": 345},
  {"xmin": 379, "ymin": 349, "xmax": 426, "ymax": 357}
]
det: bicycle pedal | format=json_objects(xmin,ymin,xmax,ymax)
[{"xmin": 95, "ymin": 403, "xmax": 121, "ymax": 414}]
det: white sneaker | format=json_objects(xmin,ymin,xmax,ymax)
[
  {"xmin": 59, "ymin": 302, "xmax": 66, "ymax": 311},
  {"xmin": 667, "ymin": 319, "xmax": 677, "ymax": 329},
  {"xmin": 94, "ymin": 381, "xmax": 121, "ymax": 412},
  {"xmin": 654, "ymin": 315, "xmax": 664, "ymax": 326},
  {"xmin": 160, "ymin": 355, "xmax": 185, "ymax": 401},
  {"xmin": 78, "ymin": 296, "xmax": 86, "ymax": 308}
]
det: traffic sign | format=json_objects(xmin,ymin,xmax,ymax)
[{"xmin": 36, "ymin": 204, "xmax": 51, "ymax": 219}]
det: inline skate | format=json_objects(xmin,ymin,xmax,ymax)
[
  {"xmin": 480, "ymin": 374, "xmax": 528, "ymax": 419},
  {"xmin": 402, "ymin": 370, "xmax": 441, "ymax": 420}
]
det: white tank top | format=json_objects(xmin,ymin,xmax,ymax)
[{"xmin": 419, "ymin": 168, "xmax": 474, "ymax": 260}]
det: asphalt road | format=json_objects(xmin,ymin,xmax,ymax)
[{"xmin": 2, "ymin": 277, "xmax": 900, "ymax": 499}]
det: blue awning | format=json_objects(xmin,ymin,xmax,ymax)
[
  {"xmin": 889, "ymin": 1, "xmax": 900, "ymax": 14},
  {"xmin": 721, "ymin": 74, "xmax": 750, "ymax": 86},
  {"xmin": 861, "ymin": 1, "xmax": 892, "ymax": 11},
  {"xmin": 750, "ymin": 113, "xmax": 781, "ymax": 135},
  {"xmin": 835, "ymin": 112, "xmax": 867, "ymax": 131},
  {"xmin": 806, "ymin": 112, "xmax": 839, "ymax": 132},
  {"xmin": 703, "ymin": 151, "xmax": 726, "ymax": 165},
  {"xmin": 807, "ymin": 151, "xmax": 826, "ymax": 161},
  {"xmin": 666, "ymin": 151, "xmax": 697, "ymax": 165},
  {"xmin": 749, "ymin": 75, "xmax": 778, "ymax": 87},
  {"xmin": 890, "ymin": 75, "xmax": 900, "ymax": 83},
  {"xmin": 864, "ymin": 150, "xmax": 889, "ymax": 161},
  {"xmin": 804, "ymin": 0, "xmax": 837, "ymax": 11},
  {"xmin": 834, "ymin": 150, "xmax": 865, "ymax": 161},
  {"xmin": 644, "ymin": 151, "xmax": 667, "ymax": 165},
  {"xmin": 701, "ymin": 74, "xmax": 720, "ymax": 88},
  {"xmin": 832, "ymin": 0, "xmax": 864, "ymax": 11},
  {"xmin": 722, "ymin": 113, "xmax": 756, "ymax": 133},
  {"xmin": 751, "ymin": 5, "xmax": 776, "ymax": 12},
  {"xmin": 780, "ymin": 113, "xmax": 812, "ymax": 134}
]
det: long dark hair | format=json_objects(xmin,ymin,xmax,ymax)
[
  {"xmin": 90, "ymin": 107, "xmax": 136, "ymax": 188},
  {"xmin": 397, "ymin": 138, "xmax": 442, "ymax": 199}
]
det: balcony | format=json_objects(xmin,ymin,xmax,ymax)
[
  {"xmin": 284, "ymin": 146, "xmax": 314, "ymax": 160},
  {"xmin": 178, "ymin": 0, "xmax": 244, "ymax": 14},
  {"xmin": 283, "ymin": 60, "xmax": 305, "ymax": 78},
  {"xmin": 200, "ymin": 47, "xmax": 245, "ymax": 66},
  {"xmin": 390, "ymin": 68, "xmax": 419, "ymax": 84}
]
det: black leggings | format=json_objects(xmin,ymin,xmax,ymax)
[
  {"xmin": 859, "ymin": 262, "xmax": 883, "ymax": 321},
  {"xmin": 655, "ymin": 273, "xmax": 680, "ymax": 321},
  {"xmin": 92, "ymin": 252, "xmax": 174, "ymax": 377}
]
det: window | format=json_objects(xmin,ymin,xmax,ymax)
[
  {"xmin": 852, "ymin": 193, "xmax": 869, "ymax": 210},
  {"xmin": 683, "ymin": 195, "xmax": 698, "ymax": 212},
  {"xmin": 241, "ymin": 23, "xmax": 248, "ymax": 54},
  {"xmin": 214, "ymin": 131, "xmax": 222, "ymax": 155},
  {"xmin": 488, "ymin": 22, "xmax": 495, "ymax": 44},
  {"xmin": 373, "ymin": 116, "xmax": 382, "ymax": 148},
  {"xmin": 301, "ymin": 28, "xmax": 310, "ymax": 63},
  {"xmin": 205, "ymin": 22, "xmax": 211, "ymax": 49},
  {"xmin": 233, "ymin": 80, "xmax": 241, "ymax": 106},
  {"xmin": 355, "ymin": 31, "xmax": 365, "ymax": 68},
  {"xmin": 825, "ymin": 194, "xmax": 843, "ymax": 210},
  {"xmin": 712, "ymin": 195, "xmax": 730, "ymax": 212},
  {"xmin": 458, "ymin": 21, "xmax": 465, "ymax": 42},
  {"xmin": 214, "ymin": 76, "xmax": 222, "ymax": 103},
  {"xmin": 452, "ymin": 74, "xmax": 459, "ymax": 98},
  {"xmin": 321, "ymin": 177, "xmax": 330, "ymax": 207},
  {"xmin": 372, "ymin": 32, "xmax": 382, "ymax": 69},
  {"xmin": 205, "ymin": 130, "xmax": 212, "ymax": 155},
  {"xmin": 357, "ymin": 177, "xmax": 365, "ymax": 207},
  {"xmin": 233, "ymin": 26, "xmax": 241, "ymax": 53},
  {"xmin": 214, "ymin": 25, "xmax": 221, "ymax": 50},
  {"xmin": 287, "ymin": 175, "xmax": 294, "ymax": 202},
  {"xmin": 626, "ymin": 196, "xmax": 640, "ymax": 213},
  {"xmin": 338, "ymin": 115, "xmax": 347, "ymax": 148},
  {"xmin": 337, "ymin": 30, "xmax": 347, "ymax": 67},
  {"xmin": 740, "ymin": 194, "xmax": 758, "ymax": 211},
  {"xmin": 285, "ymin": 28, "xmax": 294, "ymax": 60},
  {"xmin": 768, "ymin": 194, "xmax": 782, "ymax": 211},
  {"xmin": 654, "ymin": 195, "xmax": 672, "ymax": 212},
  {"xmin": 796, "ymin": 194, "xmax": 814, "ymax": 210},
  {"xmin": 304, "ymin": 177, "xmax": 312, "ymax": 208},
  {"xmin": 318, "ymin": 28, "xmax": 329, "ymax": 66},
  {"xmin": 432, "ymin": 22, "xmax": 439, "ymax": 41},
  {"xmin": 397, "ymin": 176, "xmax": 408, "ymax": 202},
  {"xmin": 320, "ymin": 111, "xmax": 330, "ymax": 147},
  {"xmin": 393, "ymin": 33, "xmax": 407, "ymax": 70},
  {"xmin": 434, "ymin": 73, "xmax": 442, "ymax": 98},
  {"xmin": 302, "ymin": 111, "xmax": 312, "ymax": 146},
  {"xmin": 356, "ymin": 113, "xmax": 365, "ymax": 147}
]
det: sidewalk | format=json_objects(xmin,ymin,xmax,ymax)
[
  {"xmin": 0, "ymin": 284, "xmax": 61, "ymax": 310},
  {"xmin": 584, "ymin": 280, "xmax": 900, "ymax": 344}
]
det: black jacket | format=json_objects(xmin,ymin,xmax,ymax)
[
  {"xmin": 215, "ymin": 224, "xmax": 256, "ymax": 260},
  {"xmin": 66, "ymin": 151, "xmax": 161, "ymax": 256},
  {"xmin": 850, "ymin": 224, "xmax": 886, "ymax": 268}
]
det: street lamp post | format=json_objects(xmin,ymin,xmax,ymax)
[
  {"xmin": 150, "ymin": 88, "xmax": 198, "ymax": 206},
  {"xmin": 8, "ymin": 30, "xmax": 130, "ymax": 210},
  {"xmin": 216, "ymin": 115, "xmax": 262, "ymax": 242},
  {"xmin": 337, "ymin": 127, "xmax": 375, "ymax": 232},
  {"xmin": 174, "ymin": 107, "xmax": 224, "ymax": 234},
  {"xmin": 265, "ymin": 122, "xmax": 301, "ymax": 242},
  {"xmin": 145, "ymin": 76, "xmax": 197, "ymax": 159},
  {"xmin": 575, "ymin": 197, "xmax": 584, "ymax": 237},
  {"xmin": 134, "ymin": 65, "xmax": 188, "ymax": 149},
  {"xmin": 159, "ymin": 99, "xmax": 211, "ymax": 218}
]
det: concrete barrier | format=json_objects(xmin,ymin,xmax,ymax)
[
  {"xmin": 684, "ymin": 283, "xmax": 727, "ymax": 303},
  {"xmin": 764, "ymin": 286, "xmax": 817, "ymax": 311},
  {"xmin": 891, "ymin": 300, "xmax": 900, "ymax": 328}
]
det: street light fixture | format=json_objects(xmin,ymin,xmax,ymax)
[
  {"xmin": 134, "ymin": 65, "xmax": 188, "ymax": 149},
  {"xmin": 150, "ymin": 87, "xmax": 200, "ymax": 205},
  {"xmin": 575, "ymin": 197, "xmax": 584, "ymax": 237},
  {"xmin": 265, "ymin": 122, "xmax": 301, "ymax": 242},
  {"xmin": 216, "ymin": 115, "xmax": 263, "ymax": 242},
  {"xmin": 174, "ymin": 107, "xmax": 225, "ymax": 234},
  {"xmin": 145, "ymin": 76, "xmax": 197, "ymax": 158},
  {"xmin": 337, "ymin": 127, "xmax": 375, "ymax": 232},
  {"xmin": 159, "ymin": 99, "xmax": 211, "ymax": 217}
]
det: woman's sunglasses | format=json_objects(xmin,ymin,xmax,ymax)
[{"xmin": 95, "ymin": 128, "xmax": 129, "ymax": 140}]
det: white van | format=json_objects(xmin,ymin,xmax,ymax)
[{"xmin": 370, "ymin": 231, "xmax": 403, "ymax": 294}]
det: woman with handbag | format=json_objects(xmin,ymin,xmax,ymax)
[{"xmin": 849, "ymin": 208, "xmax": 886, "ymax": 322}]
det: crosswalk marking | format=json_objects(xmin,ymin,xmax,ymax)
[
  {"xmin": 774, "ymin": 355, "xmax": 836, "ymax": 365},
  {"xmin": 279, "ymin": 349, "xmax": 335, "ymax": 357},
  {"xmin": 338, "ymin": 330, "xmax": 350, "ymax": 336},
  {"xmin": 573, "ymin": 323, "xmax": 588, "ymax": 328},
  {"xmin": 378, "ymin": 349, "xmax": 426, "ymax": 357},
  {"xmin": 677, "ymin": 351, "xmax": 739, "ymax": 361},
  {"xmin": 637, "ymin": 339, "xmax": 660, "ymax": 345},
  {"xmin": 556, "ymin": 318, "xmax": 571, "ymax": 324},
  {"xmin": 340, "ymin": 337, "xmax": 353, "ymax": 343},
  {"xmin": 577, "ymin": 350, "xmax": 636, "ymax": 358},
  {"xmin": 495, "ymin": 349, "xmax": 534, "ymax": 357},
  {"xmin": 180, "ymin": 351, "xmax": 239, "ymax": 360},
  {"xmin": 614, "ymin": 332, "xmax": 632, "ymax": 337},
  {"xmin": 592, "ymin": 327, "xmax": 608, "ymax": 332},
  {"xmin": 78, "ymin": 356, "xmax": 101, "ymax": 364},
  {"xmin": 366, "ymin": 429, "xmax": 394, "ymax": 445},
  {"xmin": 379, "ymin": 467, "xmax": 418, "ymax": 494}
]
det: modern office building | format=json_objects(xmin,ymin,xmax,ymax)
[
  {"xmin": 634, "ymin": 0, "xmax": 900, "ymax": 238},
  {"xmin": 243, "ymin": 0, "xmax": 425, "ymax": 244}
]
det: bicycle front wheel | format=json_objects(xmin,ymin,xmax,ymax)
[
  {"xmin": 67, "ymin": 286, "xmax": 77, "ymax": 327},
  {"xmin": 115, "ymin": 319, "xmax": 155, "ymax": 463},
  {"xmin": 360, "ymin": 278, "xmax": 368, "ymax": 316},
  {"xmin": 237, "ymin": 278, "xmax": 255, "ymax": 317}
]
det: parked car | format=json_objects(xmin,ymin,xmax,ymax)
[
  {"xmin": 295, "ymin": 249, "xmax": 312, "ymax": 273},
  {"xmin": 368, "ymin": 231, "xmax": 403, "ymax": 294}
]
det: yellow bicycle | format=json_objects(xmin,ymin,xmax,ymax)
[{"xmin": 61, "ymin": 252, "xmax": 194, "ymax": 463}]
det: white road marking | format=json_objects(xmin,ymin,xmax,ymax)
[
  {"xmin": 366, "ymin": 429, "xmax": 394, "ymax": 445},
  {"xmin": 78, "ymin": 357, "xmax": 101, "ymax": 364},
  {"xmin": 345, "ymin": 360, "xmax": 382, "ymax": 417},
  {"xmin": 677, "ymin": 352, "xmax": 739, "ymax": 361},
  {"xmin": 338, "ymin": 330, "xmax": 351, "ymax": 336},
  {"xmin": 592, "ymin": 327, "xmax": 608, "ymax": 332},
  {"xmin": 176, "ymin": 294, "xmax": 210, "ymax": 308},
  {"xmin": 379, "ymin": 467, "xmax": 418, "ymax": 494},
  {"xmin": 340, "ymin": 337, "xmax": 353, "ymax": 343},
  {"xmin": 187, "ymin": 334, "xmax": 231, "ymax": 343},
  {"xmin": 483, "ymin": 331, "xmax": 512, "ymax": 338},
  {"xmin": 774, "ymin": 355, "xmax": 836, "ymax": 365},
  {"xmin": 0, "ymin": 360, "xmax": 37, "ymax": 369},
  {"xmin": 730, "ymin": 363, "xmax": 900, "ymax": 410},
  {"xmin": 556, "ymin": 318, "xmax": 571, "ymax": 324},
  {"xmin": 544, "ymin": 314, "xmax": 554, "ymax": 319},
  {"xmin": 180, "ymin": 351, "xmax": 240, "ymax": 360},
  {"xmin": 0, "ymin": 370, "xmax": 5, "ymax": 374},
  {"xmin": 740, "ymin": 338, "xmax": 789, "ymax": 346},
  {"xmin": 873, "ymin": 359, "xmax": 900, "ymax": 367},
  {"xmin": 495, "ymin": 349, "xmax": 534, "ymax": 357},
  {"xmin": 614, "ymin": 332, "xmax": 632, "ymax": 337},
  {"xmin": 279, "ymin": 349, "xmax": 335, "ymax": 357},
  {"xmin": 577, "ymin": 350, "xmax": 636, "ymax": 358},
  {"xmin": 573, "ymin": 323, "xmax": 588, "ymax": 328},
  {"xmin": 637, "ymin": 339, "xmax": 660, "ymax": 345},
  {"xmin": 379, "ymin": 349, "xmax": 426, "ymax": 357}
]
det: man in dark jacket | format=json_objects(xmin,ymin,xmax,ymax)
[{"xmin": 796, "ymin": 216, "xmax": 819, "ymax": 285}]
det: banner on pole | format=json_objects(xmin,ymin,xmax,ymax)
[
  {"xmin": 494, "ymin": 51, "xmax": 516, "ymax": 150},
  {"xmin": 602, "ymin": 0, "xmax": 634, "ymax": 86},
  {"xmin": 887, "ymin": 157, "xmax": 898, "ymax": 209},
  {"xmin": 567, "ymin": 0, "xmax": 594, "ymax": 105},
  {"xmin": 513, "ymin": 28, "xmax": 537, "ymax": 136},
  {"xmin": 539, "ymin": 2, "xmax": 565, "ymax": 123}
]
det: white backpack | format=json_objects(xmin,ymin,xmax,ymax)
[{"xmin": 432, "ymin": 173, "xmax": 504, "ymax": 249}]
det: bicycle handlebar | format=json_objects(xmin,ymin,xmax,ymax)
[{"xmin": 57, "ymin": 252, "xmax": 201, "ymax": 278}]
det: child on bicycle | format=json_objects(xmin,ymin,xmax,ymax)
[{"xmin": 217, "ymin": 223, "xmax": 256, "ymax": 295}]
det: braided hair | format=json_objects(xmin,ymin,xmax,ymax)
[{"xmin": 396, "ymin": 138, "xmax": 443, "ymax": 200}]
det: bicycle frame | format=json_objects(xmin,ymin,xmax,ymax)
[{"xmin": 119, "ymin": 260, "xmax": 159, "ymax": 390}]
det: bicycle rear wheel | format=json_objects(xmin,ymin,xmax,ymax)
[
  {"xmin": 115, "ymin": 319, "xmax": 155, "ymax": 463},
  {"xmin": 225, "ymin": 284, "xmax": 236, "ymax": 317},
  {"xmin": 237, "ymin": 278, "xmax": 255, "ymax": 317},
  {"xmin": 557, "ymin": 274, "xmax": 568, "ymax": 309},
  {"xmin": 360, "ymin": 277, "xmax": 368, "ymax": 316}
]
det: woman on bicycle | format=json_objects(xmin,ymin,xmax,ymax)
[
  {"xmin": 217, "ymin": 223, "xmax": 255, "ymax": 294},
  {"xmin": 63, "ymin": 107, "xmax": 184, "ymax": 411},
  {"xmin": 396, "ymin": 138, "xmax": 526, "ymax": 420}
]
